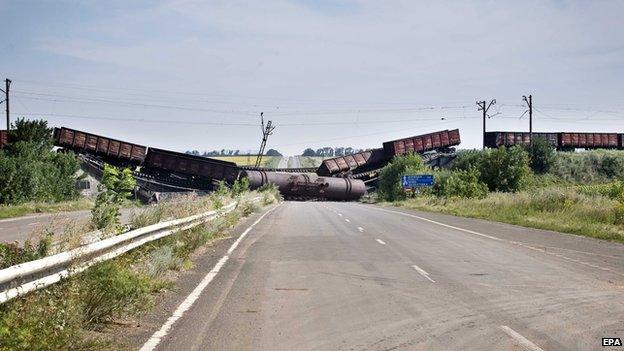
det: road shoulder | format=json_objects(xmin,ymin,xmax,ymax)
[{"xmin": 101, "ymin": 204, "xmax": 279, "ymax": 349}]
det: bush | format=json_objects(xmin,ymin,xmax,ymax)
[
  {"xmin": 550, "ymin": 151, "xmax": 624, "ymax": 183},
  {"xmin": 0, "ymin": 142, "xmax": 80, "ymax": 205},
  {"xmin": 231, "ymin": 177, "xmax": 250, "ymax": 197},
  {"xmin": 0, "ymin": 234, "xmax": 53, "ymax": 269},
  {"xmin": 451, "ymin": 150, "xmax": 485, "ymax": 172},
  {"xmin": 452, "ymin": 147, "xmax": 531, "ymax": 192},
  {"xmin": 0, "ymin": 119, "xmax": 81, "ymax": 205},
  {"xmin": 525, "ymin": 136, "xmax": 555, "ymax": 174},
  {"xmin": 377, "ymin": 153, "xmax": 427, "ymax": 201},
  {"xmin": 91, "ymin": 164, "xmax": 136, "ymax": 231},
  {"xmin": 433, "ymin": 168, "xmax": 488, "ymax": 199},
  {"xmin": 0, "ymin": 281, "xmax": 95, "ymax": 351}
]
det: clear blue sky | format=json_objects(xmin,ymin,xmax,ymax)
[{"xmin": 1, "ymin": 0, "xmax": 623, "ymax": 154}]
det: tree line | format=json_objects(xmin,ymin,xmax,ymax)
[
  {"xmin": 301, "ymin": 147, "xmax": 362, "ymax": 157},
  {"xmin": 186, "ymin": 149, "xmax": 282, "ymax": 157}
]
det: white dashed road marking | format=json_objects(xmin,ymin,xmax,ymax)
[
  {"xmin": 363, "ymin": 205, "xmax": 622, "ymax": 276},
  {"xmin": 411, "ymin": 264, "xmax": 435, "ymax": 283},
  {"xmin": 500, "ymin": 326, "xmax": 544, "ymax": 351},
  {"xmin": 338, "ymin": 213, "xmax": 343, "ymax": 217},
  {"xmin": 357, "ymin": 227, "xmax": 364, "ymax": 232},
  {"xmin": 375, "ymin": 239, "xmax": 386, "ymax": 245},
  {"xmin": 345, "ymin": 219, "xmax": 350, "ymax": 223}
]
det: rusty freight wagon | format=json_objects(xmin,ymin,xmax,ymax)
[
  {"xmin": 0, "ymin": 130, "xmax": 7, "ymax": 149},
  {"xmin": 53, "ymin": 127, "xmax": 147, "ymax": 165},
  {"xmin": 143, "ymin": 148, "xmax": 239, "ymax": 183},
  {"xmin": 559, "ymin": 132, "xmax": 619, "ymax": 149},
  {"xmin": 316, "ymin": 148, "xmax": 388, "ymax": 176},
  {"xmin": 484, "ymin": 132, "xmax": 558, "ymax": 148},
  {"xmin": 382, "ymin": 129, "xmax": 461, "ymax": 157}
]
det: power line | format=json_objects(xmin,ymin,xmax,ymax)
[
  {"xmin": 13, "ymin": 111, "xmax": 472, "ymax": 127},
  {"xmin": 14, "ymin": 90, "xmax": 475, "ymax": 119},
  {"xmin": 14, "ymin": 78, "xmax": 476, "ymax": 106},
  {"xmin": 13, "ymin": 92, "xmax": 258, "ymax": 116},
  {"xmin": 271, "ymin": 119, "xmax": 457, "ymax": 148},
  {"xmin": 13, "ymin": 112, "xmax": 259, "ymax": 126}
]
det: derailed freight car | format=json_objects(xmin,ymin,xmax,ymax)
[
  {"xmin": 242, "ymin": 170, "xmax": 366, "ymax": 201},
  {"xmin": 382, "ymin": 129, "xmax": 460, "ymax": 157},
  {"xmin": 316, "ymin": 148, "xmax": 388, "ymax": 176},
  {"xmin": 53, "ymin": 127, "xmax": 147, "ymax": 165},
  {"xmin": 144, "ymin": 148, "xmax": 239, "ymax": 183}
]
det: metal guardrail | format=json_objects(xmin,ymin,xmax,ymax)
[{"xmin": 0, "ymin": 198, "xmax": 261, "ymax": 304}]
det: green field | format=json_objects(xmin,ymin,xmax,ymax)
[
  {"xmin": 296, "ymin": 156, "xmax": 325, "ymax": 168},
  {"xmin": 212, "ymin": 155, "xmax": 281, "ymax": 168}
]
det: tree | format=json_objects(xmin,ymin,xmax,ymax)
[
  {"xmin": 7, "ymin": 118, "xmax": 53, "ymax": 151},
  {"xmin": 525, "ymin": 136, "xmax": 555, "ymax": 174},
  {"xmin": 0, "ymin": 119, "xmax": 80, "ymax": 205},
  {"xmin": 302, "ymin": 148, "xmax": 316, "ymax": 156},
  {"xmin": 91, "ymin": 164, "xmax": 136, "ymax": 231},
  {"xmin": 479, "ymin": 146, "xmax": 531, "ymax": 192},
  {"xmin": 377, "ymin": 153, "xmax": 427, "ymax": 201},
  {"xmin": 265, "ymin": 149, "xmax": 282, "ymax": 156}
]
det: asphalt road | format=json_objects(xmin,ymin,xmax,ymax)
[
  {"xmin": 0, "ymin": 208, "xmax": 137, "ymax": 244},
  {"xmin": 291, "ymin": 155, "xmax": 302, "ymax": 168},
  {"xmin": 143, "ymin": 201, "xmax": 624, "ymax": 351},
  {"xmin": 277, "ymin": 156, "xmax": 288, "ymax": 169}
]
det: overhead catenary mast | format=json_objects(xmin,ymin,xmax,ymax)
[{"xmin": 255, "ymin": 112, "xmax": 276, "ymax": 168}]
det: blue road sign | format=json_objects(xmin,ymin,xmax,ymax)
[{"xmin": 402, "ymin": 174, "xmax": 434, "ymax": 188}]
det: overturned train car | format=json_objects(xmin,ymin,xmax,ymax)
[{"xmin": 242, "ymin": 170, "xmax": 366, "ymax": 201}]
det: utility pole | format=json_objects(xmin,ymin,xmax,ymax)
[
  {"xmin": 522, "ymin": 94, "xmax": 533, "ymax": 146},
  {"xmin": 255, "ymin": 112, "xmax": 276, "ymax": 168},
  {"xmin": 476, "ymin": 99, "xmax": 496, "ymax": 149},
  {"xmin": 0, "ymin": 78, "xmax": 11, "ymax": 131}
]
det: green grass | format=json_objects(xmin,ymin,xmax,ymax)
[
  {"xmin": 212, "ymin": 155, "xmax": 280, "ymax": 167},
  {"xmin": 298, "ymin": 156, "xmax": 325, "ymax": 168},
  {"xmin": 0, "ymin": 198, "xmax": 95, "ymax": 220},
  {"xmin": 384, "ymin": 185, "xmax": 624, "ymax": 243}
]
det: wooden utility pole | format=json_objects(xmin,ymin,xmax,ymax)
[
  {"xmin": 476, "ymin": 99, "xmax": 496, "ymax": 149},
  {"xmin": 523, "ymin": 95, "xmax": 533, "ymax": 145},
  {"xmin": 0, "ymin": 78, "xmax": 11, "ymax": 130},
  {"xmin": 255, "ymin": 112, "xmax": 276, "ymax": 168}
]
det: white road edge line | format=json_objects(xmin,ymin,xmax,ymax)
[
  {"xmin": 357, "ymin": 227, "xmax": 364, "ymax": 232},
  {"xmin": 500, "ymin": 326, "xmax": 544, "ymax": 351},
  {"xmin": 365, "ymin": 205, "xmax": 624, "ymax": 276},
  {"xmin": 366, "ymin": 206, "xmax": 502, "ymax": 241},
  {"xmin": 345, "ymin": 219, "xmax": 350, "ymax": 223},
  {"xmin": 411, "ymin": 264, "xmax": 435, "ymax": 283},
  {"xmin": 139, "ymin": 205, "xmax": 278, "ymax": 351},
  {"xmin": 375, "ymin": 238, "xmax": 386, "ymax": 245}
]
